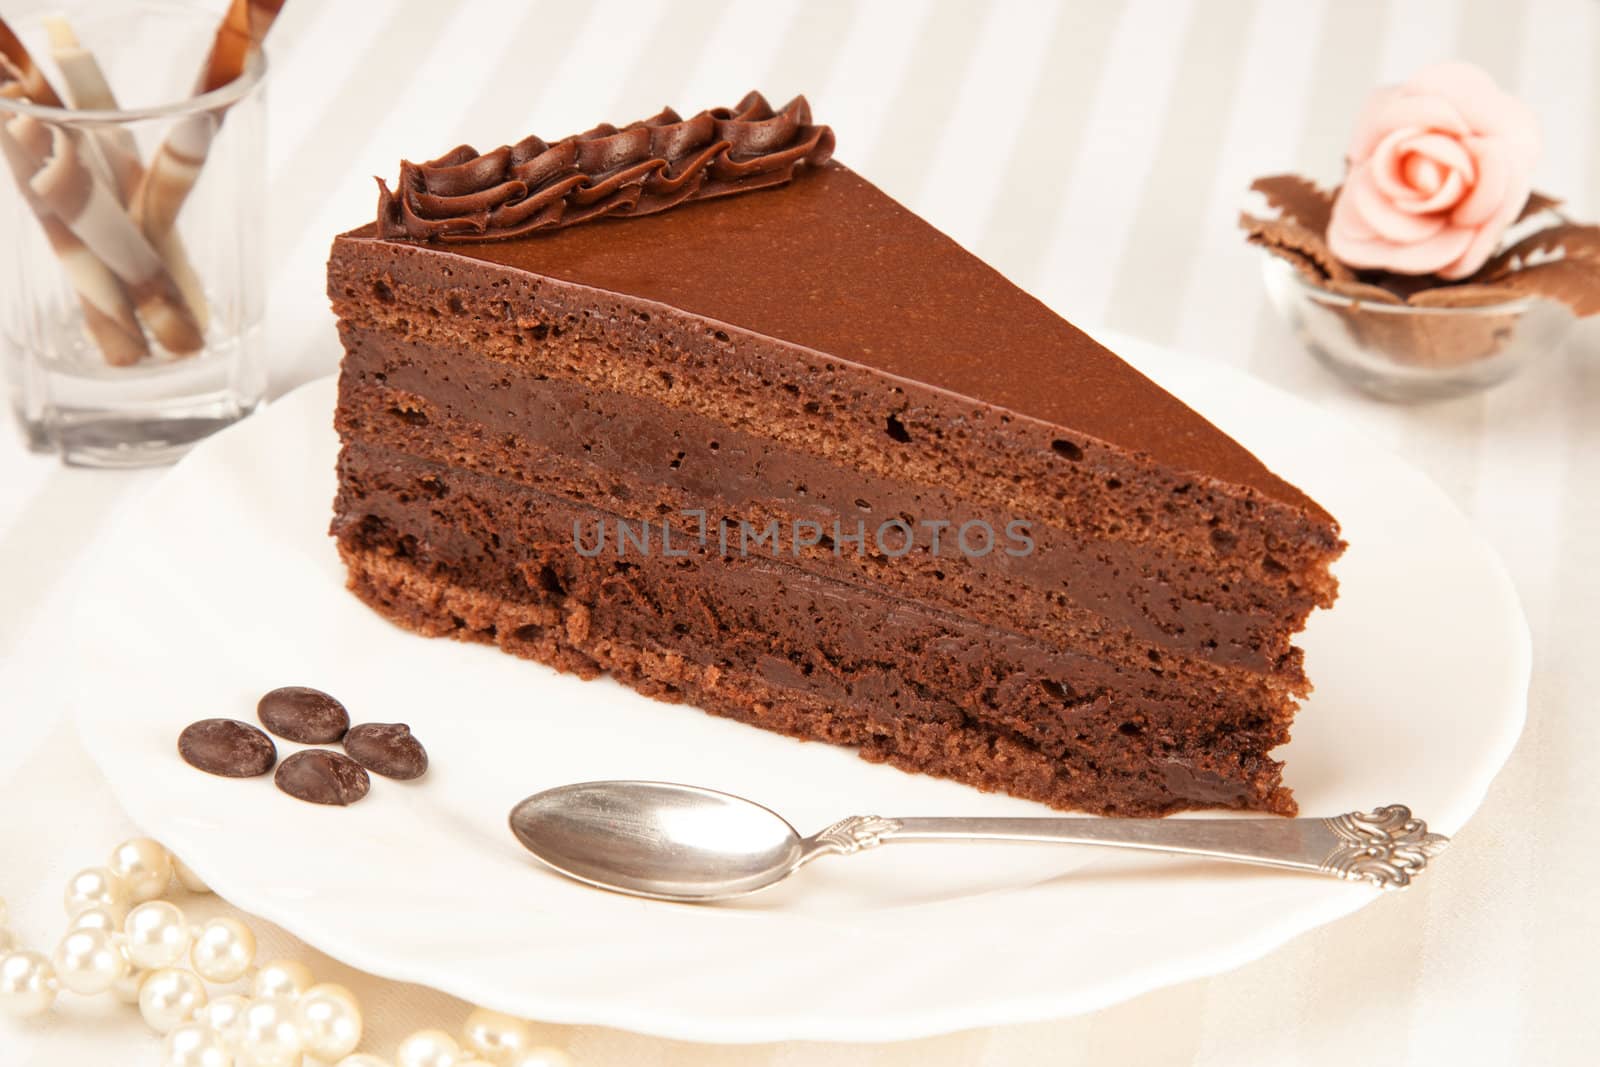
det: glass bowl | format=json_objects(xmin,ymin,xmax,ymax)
[{"xmin": 1260, "ymin": 256, "xmax": 1573, "ymax": 402}]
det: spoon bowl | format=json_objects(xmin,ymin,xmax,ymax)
[{"xmin": 510, "ymin": 781, "xmax": 806, "ymax": 901}]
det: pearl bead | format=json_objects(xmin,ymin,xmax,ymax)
[
  {"xmin": 397, "ymin": 1028, "xmax": 460, "ymax": 1067},
  {"xmin": 295, "ymin": 982, "xmax": 364, "ymax": 1060},
  {"xmin": 508, "ymin": 1050, "xmax": 572, "ymax": 1067},
  {"xmin": 0, "ymin": 950, "xmax": 59, "ymax": 1017},
  {"xmin": 191, "ymin": 917, "xmax": 256, "ymax": 983},
  {"xmin": 126, "ymin": 901, "xmax": 193, "ymax": 970},
  {"xmin": 164, "ymin": 1020, "xmax": 234, "ymax": 1067},
  {"xmin": 139, "ymin": 967, "xmax": 208, "ymax": 1033},
  {"xmin": 110, "ymin": 838, "xmax": 175, "ymax": 903},
  {"xmin": 53, "ymin": 926, "xmax": 129, "ymax": 995},
  {"xmin": 172, "ymin": 857, "xmax": 213, "ymax": 894},
  {"xmin": 240, "ymin": 995, "xmax": 305, "ymax": 1067},
  {"xmin": 463, "ymin": 1007, "xmax": 534, "ymax": 1061},
  {"xmin": 253, "ymin": 959, "xmax": 315, "ymax": 1002},
  {"xmin": 112, "ymin": 946, "xmax": 147, "ymax": 1005},
  {"xmin": 198, "ymin": 994, "xmax": 253, "ymax": 1052},
  {"xmin": 337, "ymin": 1056, "xmax": 394, "ymax": 1067},
  {"xmin": 64, "ymin": 866, "xmax": 131, "ymax": 922},
  {"xmin": 70, "ymin": 906, "xmax": 121, "ymax": 934}
]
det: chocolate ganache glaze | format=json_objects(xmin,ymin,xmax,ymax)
[{"xmin": 377, "ymin": 91, "xmax": 834, "ymax": 243}]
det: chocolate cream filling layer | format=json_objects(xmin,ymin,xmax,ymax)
[
  {"xmin": 333, "ymin": 442, "xmax": 1297, "ymax": 808},
  {"xmin": 335, "ymin": 345, "xmax": 1314, "ymax": 682}
]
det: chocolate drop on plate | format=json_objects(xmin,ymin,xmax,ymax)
[
  {"xmin": 179, "ymin": 719, "xmax": 277, "ymax": 778},
  {"xmin": 257, "ymin": 686, "xmax": 350, "ymax": 744},
  {"xmin": 343, "ymin": 723, "xmax": 429, "ymax": 780},
  {"xmin": 274, "ymin": 750, "xmax": 371, "ymax": 806}
]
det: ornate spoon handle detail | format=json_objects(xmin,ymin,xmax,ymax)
[{"xmin": 800, "ymin": 805, "xmax": 1448, "ymax": 890}]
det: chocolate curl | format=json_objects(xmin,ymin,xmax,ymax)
[
  {"xmin": 0, "ymin": 68, "xmax": 147, "ymax": 365},
  {"xmin": 44, "ymin": 16, "xmax": 210, "ymax": 333},
  {"xmin": 131, "ymin": 0, "xmax": 282, "ymax": 243},
  {"xmin": 7, "ymin": 113, "xmax": 205, "ymax": 354}
]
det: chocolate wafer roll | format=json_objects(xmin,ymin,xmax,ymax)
[
  {"xmin": 7, "ymin": 114, "xmax": 206, "ymax": 355},
  {"xmin": 132, "ymin": 0, "xmax": 282, "ymax": 245},
  {"xmin": 44, "ymin": 16, "xmax": 210, "ymax": 333},
  {"xmin": 0, "ymin": 78, "xmax": 146, "ymax": 366}
]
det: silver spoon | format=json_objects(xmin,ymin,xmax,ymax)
[{"xmin": 509, "ymin": 780, "xmax": 1448, "ymax": 902}]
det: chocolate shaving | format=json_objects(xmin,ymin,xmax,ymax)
[
  {"xmin": 377, "ymin": 91, "xmax": 835, "ymax": 243},
  {"xmin": 1481, "ymin": 223, "xmax": 1600, "ymax": 279},
  {"xmin": 1516, "ymin": 190, "xmax": 1562, "ymax": 224},
  {"xmin": 1496, "ymin": 258, "xmax": 1600, "ymax": 316},
  {"xmin": 1241, "ymin": 174, "xmax": 1600, "ymax": 318},
  {"xmin": 1406, "ymin": 284, "xmax": 1522, "ymax": 308},
  {"xmin": 1246, "ymin": 234, "xmax": 1325, "ymax": 286},
  {"xmin": 1249, "ymin": 174, "xmax": 1336, "ymax": 237},
  {"xmin": 1322, "ymin": 278, "xmax": 1404, "ymax": 304},
  {"xmin": 1240, "ymin": 211, "xmax": 1354, "ymax": 283}
]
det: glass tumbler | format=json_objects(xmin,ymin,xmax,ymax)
[{"xmin": 1, "ymin": 2, "xmax": 266, "ymax": 466}]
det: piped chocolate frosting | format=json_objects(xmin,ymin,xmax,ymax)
[{"xmin": 377, "ymin": 91, "xmax": 835, "ymax": 243}]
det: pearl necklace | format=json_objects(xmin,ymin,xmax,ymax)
[{"xmin": 0, "ymin": 836, "xmax": 574, "ymax": 1067}]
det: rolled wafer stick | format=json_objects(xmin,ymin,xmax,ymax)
[
  {"xmin": 42, "ymin": 17, "xmax": 140, "ymax": 194},
  {"xmin": 0, "ymin": 128, "xmax": 147, "ymax": 366},
  {"xmin": 132, "ymin": 0, "xmax": 282, "ymax": 241},
  {"xmin": 199, "ymin": 0, "xmax": 283, "ymax": 93},
  {"xmin": 7, "ymin": 113, "xmax": 205, "ymax": 355},
  {"xmin": 44, "ymin": 16, "xmax": 210, "ymax": 333},
  {"xmin": 36, "ymin": 214, "xmax": 149, "ymax": 366},
  {"xmin": 0, "ymin": 62, "xmax": 147, "ymax": 365},
  {"xmin": 0, "ymin": 16, "xmax": 64, "ymax": 105}
]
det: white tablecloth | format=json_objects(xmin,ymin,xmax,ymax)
[{"xmin": 3, "ymin": 1, "xmax": 1597, "ymax": 1063}]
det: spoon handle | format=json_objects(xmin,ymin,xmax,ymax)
[{"xmin": 801, "ymin": 805, "xmax": 1448, "ymax": 889}]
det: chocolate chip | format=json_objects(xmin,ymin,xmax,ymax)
[
  {"xmin": 257, "ymin": 686, "xmax": 350, "ymax": 744},
  {"xmin": 274, "ymin": 750, "xmax": 370, "ymax": 806},
  {"xmin": 179, "ymin": 719, "xmax": 277, "ymax": 778},
  {"xmin": 343, "ymin": 723, "xmax": 428, "ymax": 780}
]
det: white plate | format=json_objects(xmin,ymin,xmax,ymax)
[{"xmin": 70, "ymin": 334, "xmax": 1529, "ymax": 1043}]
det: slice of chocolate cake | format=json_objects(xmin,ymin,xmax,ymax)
[{"xmin": 327, "ymin": 93, "xmax": 1343, "ymax": 816}]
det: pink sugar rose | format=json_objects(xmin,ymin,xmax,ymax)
[{"xmin": 1327, "ymin": 62, "xmax": 1540, "ymax": 279}]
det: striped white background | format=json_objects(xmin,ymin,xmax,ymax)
[{"xmin": 2, "ymin": 1, "xmax": 1597, "ymax": 1063}]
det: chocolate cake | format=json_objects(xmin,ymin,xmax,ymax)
[{"xmin": 327, "ymin": 93, "xmax": 1344, "ymax": 816}]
